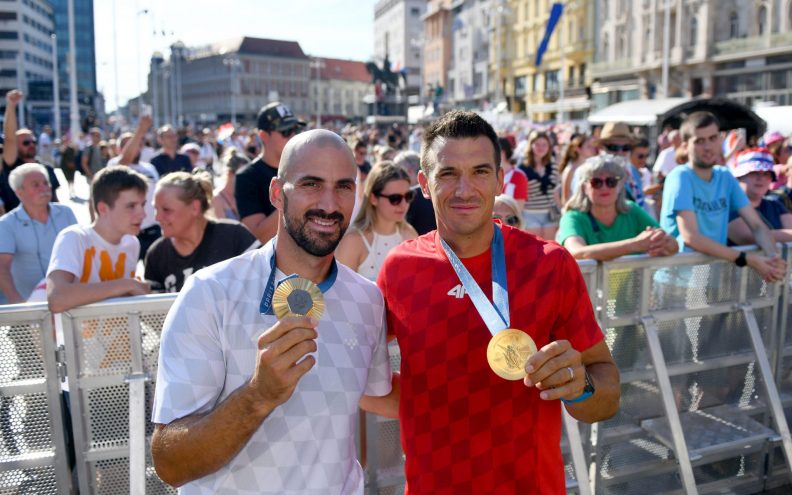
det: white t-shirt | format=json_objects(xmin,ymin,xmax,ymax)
[
  {"xmin": 653, "ymin": 146, "xmax": 679, "ymax": 178},
  {"xmin": 48, "ymin": 224, "xmax": 139, "ymax": 284},
  {"xmin": 152, "ymin": 241, "xmax": 392, "ymax": 495}
]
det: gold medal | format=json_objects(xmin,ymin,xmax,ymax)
[
  {"xmin": 486, "ymin": 329, "xmax": 537, "ymax": 381},
  {"xmin": 271, "ymin": 278, "xmax": 325, "ymax": 320}
]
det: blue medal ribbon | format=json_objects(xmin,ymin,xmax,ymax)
[
  {"xmin": 440, "ymin": 226, "xmax": 510, "ymax": 335},
  {"xmin": 259, "ymin": 238, "xmax": 339, "ymax": 315}
]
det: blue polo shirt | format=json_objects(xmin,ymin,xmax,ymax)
[{"xmin": 0, "ymin": 203, "xmax": 77, "ymax": 303}]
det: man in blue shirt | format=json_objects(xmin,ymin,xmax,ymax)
[
  {"xmin": 0, "ymin": 163, "xmax": 77, "ymax": 304},
  {"xmin": 660, "ymin": 111, "xmax": 785, "ymax": 282}
]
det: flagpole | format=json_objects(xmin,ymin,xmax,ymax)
[
  {"xmin": 558, "ymin": 1, "xmax": 565, "ymax": 124},
  {"xmin": 662, "ymin": 0, "xmax": 670, "ymax": 97}
]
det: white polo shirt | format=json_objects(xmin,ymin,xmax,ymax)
[{"xmin": 152, "ymin": 241, "xmax": 392, "ymax": 494}]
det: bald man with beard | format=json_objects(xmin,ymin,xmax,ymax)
[{"xmin": 151, "ymin": 130, "xmax": 398, "ymax": 494}]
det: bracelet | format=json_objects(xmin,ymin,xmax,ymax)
[{"xmin": 561, "ymin": 390, "xmax": 593, "ymax": 404}]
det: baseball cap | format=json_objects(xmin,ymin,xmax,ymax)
[
  {"xmin": 256, "ymin": 102, "xmax": 306, "ymax": 133},
  {"xmin": 734, "ymin": 147, "xmax": 776, "ymax": 180}
]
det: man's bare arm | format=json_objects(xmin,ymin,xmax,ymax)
[
  {"xmin": 241, "ymin": 212, "xmax": 279, "ymax": 244},
  {"xmin": 2, "ymin": 90, "xmax": 22, "ymax": 168},
  {"xmin": 46, "ymin": 270, "xmax": 150, "ymax": 313},
  {"xmin": 0, "ymin": 254, "xmax": 23, "ymax": 303},
  {"xmin": 152, "ymin": 317, "xmax": 317, "ymax": 487}
]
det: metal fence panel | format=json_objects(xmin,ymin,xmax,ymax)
[
  {"xmin": 59, "ymin": 295, "xmax": 176, "ymax": 495},
  {"xmin": 0, "ymin": 303, "xmax": 71, "ymax": 494}
]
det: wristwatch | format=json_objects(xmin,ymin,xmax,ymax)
[
  {"xmin": 735, "ymin": 251, "xmax": 747, "ymax": 268},
  {"xmin": 562, "ymin": 370, "xmax": 596, "ymax": 404}
]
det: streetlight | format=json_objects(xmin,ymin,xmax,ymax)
[
  {"xmin": 151, "ymin": 51, "xmax": 164, "ymax": 128},
  {"xmin": 222, "ymin": 56, "xmax": 241, "ymax": 126},
  {"xmin": 51, "ymin": 33, "xmax": 60, "ymax": 139},
  {"xmin": 493, "ymin": 0, "xmax": 512, "ymax": 104},
  {"xmin": 136, "ymin": 7, "xmax": 149, "ymax": 106},
  {"xmin": 310, "ymin": 57, "xmax": 325, "ymax": 127},
  {"xmin": 170, "ymin": 41, "xmax": 186, "ymax": 126}
]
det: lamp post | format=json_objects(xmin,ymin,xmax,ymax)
[
  {"xmin": 310, "ymin": 57, "xmax": 325, "ymax": 127},
  {"xmin": 222, "ymin": 56, "xmax": 241, "ymax": 126},
  {"xmin": 136, "ymin": 7, "xmax": 149, "ymax": 105},
  {"xmin": 51, "ymin": 34, "xmax": 60, "ymax": 139},
  {"xmin": 151, "ymin": 52, "xmax": 164, "ymax": 129},
  {"xmin": 67, "ymin": 0, "xmax": 79, "ymax": 139}
]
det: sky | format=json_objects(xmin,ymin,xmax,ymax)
[{"xmin": 94, "ymin": 0, "xmax": 378, "ymax": 112}]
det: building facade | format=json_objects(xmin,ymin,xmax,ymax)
[
  {"xmin": 0, "ymin": 0, "xmax": 57, "ymax": 131},
  {"xmin": 504, "ymin": 0, "xmax": 593, "ymax": 121},
  {"xmin": 373, "ymin": 0, "xmax": 425, "ymax": 99},
  {"xmin": 148, "ymin": 37, "xmax": 311, "ymax": 127},
  {"xmin": 590, "ymin": 0, "xmax": 792, "ymax": 111},
  {"xmin": 423, "ymin": 0, "xmax": 453, "ymax": 102},
  {"xmin": 52, "ymin": 0, "xmax": 97, "ymax": 130},
  {"xmin": 446, "ymin": 0, "xmax": 493, "ymax": 109},
  {"xmin": 309, "ymin": 57, "xmax": 371, "ymax": 123}
]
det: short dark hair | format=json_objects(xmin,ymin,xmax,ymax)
[
  {"xmin": 421, "ymin": 110, "xmax": 500, "ymax": 175},
  {"xmin": 498, "ymin": 137, "xmax": 514, "ymax": 163},
  {"xmin": 634, "ymin": 137, "xmax": 650, "ymax": 149},
  {"xmin": 91, "ymin": 166, "xmax": 148, "ymax": 211},
  {"xmin": 680, "ymin": 111, "xmax": 720, "ymax": 142}
]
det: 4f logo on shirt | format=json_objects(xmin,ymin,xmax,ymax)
[{"xmin": 447, "ymin": 284, "xmax": 467, "ymax": 299}]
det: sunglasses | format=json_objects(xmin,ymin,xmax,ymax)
[
  {"xmin": 375, "ymin": 190, "xmax": 415, "ymax": 205},
  {"xmin": 21, "ymin": 139, "xmax": 36, "ymax": 146},
  {"xmin": 494, "ymin": 214, "xmax": 520, "ymax": 227},
  {"xmin": 634, "ymin": 153, "xmax": 648, "ymax": 160},
  {"xmin": 589, "ymin": 176, "xmax": 621, "ymax": 189},
  {"xmin": 604, "ymin": 143, "xmax": 632, "ymax": 152},
  {"xmin": 279, "ymin": 127, "xmax": 301, "ymax": 138}
]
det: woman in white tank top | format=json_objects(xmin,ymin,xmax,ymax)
[{"xmin": 336, "ymin": 161, "xmax": 418, "ymax": 281}]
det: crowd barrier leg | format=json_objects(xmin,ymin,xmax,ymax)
[
  {"xmin": 126, "ymin": 311, "xmax": 148, "ymax": 495},
  {"xmin": 740, "ymin": 303, "xmax": 792, "ymax": 482},
  {"xmin": 641, "ymin": 315, "xmax": 699, "ymax": 495},
  {"xmin": 562, "ymin": 410, "xmax": 591, "ymax": 495}
]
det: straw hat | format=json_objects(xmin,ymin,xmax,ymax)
[{"xmin": 596, "ymin": 122, "xmax": 636, "ymax": 145}]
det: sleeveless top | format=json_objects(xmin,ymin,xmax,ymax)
[{"xmin": 357, "ymin": 226, "xmax": 404, "ymax": 281}]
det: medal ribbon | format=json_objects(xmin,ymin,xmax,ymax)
[
  {"xmin": 440, "ymin": 226, "xmax": 510, "ymax": 336},
  {"xmin": 259, "ymin": 238, "xmax": 339, "ymax": 315}
]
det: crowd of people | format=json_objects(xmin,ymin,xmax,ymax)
[{"xmin": 0, "ymin": 84, "xmax": 791, "ymax": 493}]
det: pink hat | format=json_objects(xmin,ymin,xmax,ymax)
[
  {"xmin": 734, "ymin": 148, "xmax": 776, "ymax": 180},
  {"xmin": 761, "ymin": 131, "xmax": 785, "ymax": 147}
]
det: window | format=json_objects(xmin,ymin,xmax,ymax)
[
  {"xmin": 410, "ymin": 7, "xmax": 420, "ymax": 16},
  {"xmin": 0, "ymin": 30, "xmax": 17, "ymax": 39},
  {"xmin": 729, "ymin": 12, "xmax": 739, "ymax": 38},
  {"xmin": 758, "ymin": 5, "xmax": 767, "ymax": 35},
  {"xmin": 689, "ymin": 16, "xmax": 698, "ymax": 46}
]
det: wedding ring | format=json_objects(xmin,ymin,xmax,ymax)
[{"xmin": 567, "ymin": 366, "xmax": 575, "ymax": 382}]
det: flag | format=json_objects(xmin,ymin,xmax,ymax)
[
  {"xmin": 535, "ymin": 3, "xmax": 564, "ymax": 67},
  {"xmin": 217, "ymin": 122, "xmax": 235, "ymax": 142}
]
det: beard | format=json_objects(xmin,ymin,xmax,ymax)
[
  {"xmin": 282, "ymin": 194, "xmax": 348, "ymax": 257},
  {"xmin": 692, "ymin": 156, "xmax": 716, "ymax": 169}
]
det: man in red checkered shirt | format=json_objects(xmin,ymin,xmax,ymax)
[{"xmin": 377, "ymin": 111, "xmax": 620, "ymax": 494}]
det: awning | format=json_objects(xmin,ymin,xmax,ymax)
[
  {"xmin": 588, "ymin": 98, "xmax": 690, "ymax": 126},
  {"xmin": 527, "ymin": 96, "xmax": 591, "ymax": 114}
]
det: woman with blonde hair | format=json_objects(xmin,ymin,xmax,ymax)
[
  {"xmin": 493, "ymin": 194, "xmax": 526, "ymax": 230},
  {"xmin": 558, "ymin": 133, "xmax": 596, "ymax": 205},
  {"xmin": 211, "ymin": 147, "xmax": 249, "ymax": 220},
  {"xmin": 144, "ymin": 171, "xmax": 259, "ymax": 292},
  {"xmin": 336, "ymin": 161, "xmax": 418, "ymax": 280},
  {"xmin": 519, "ymin": 130, "xmax": 561, "ymax": 239}
]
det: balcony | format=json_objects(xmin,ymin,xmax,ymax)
[
  {"xmin": 714, "ymin": 36, "xmax": 766, "ymax": 56},
  {"xmin": 714, "ymin": 32, "xmax": 792, "ymax": 58},
  {"xmin": 590, "ymin": 58, "xmax": 633, "ymax": 76}
]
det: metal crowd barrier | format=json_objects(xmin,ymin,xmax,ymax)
[{"xmin": 0, "ymin": 246, "xmax": 790, "ymax": 494}]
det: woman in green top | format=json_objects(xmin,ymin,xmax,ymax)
[{"xmin": 557, "ymin": 155, "xmax": 678, "ymax": 261}]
